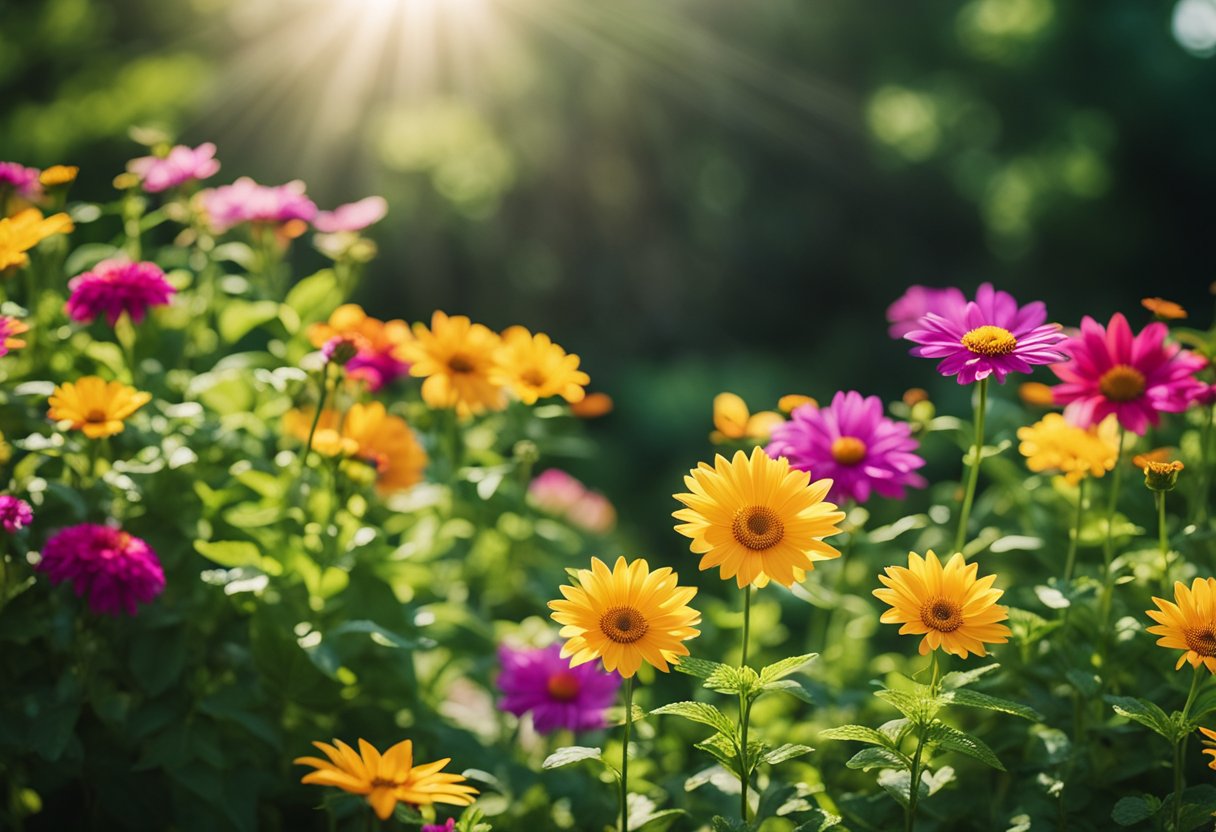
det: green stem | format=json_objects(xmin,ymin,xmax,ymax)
[
  {"xmin": 1063, "ymin": 477, "xmax": 1087, "ymax": 586},
  {"xmin": 739, "ymin": 584, "xmax": 753, "ymax": 822},
  {"xmin": 953, "ymin": 378, "xmax": 988, "ymax": 557},
  {"xmin": 304, "ymin": 361, "xmax": 335, "ymax": 463},
  {"xmin": 1174, "ymin": 666, "xmax": 1205, "ymax": 831},
  {"xmin": 1157, "ymin": 490, "xmax": 1171, "ymax": 596},
  {"xmin": 1098, "ymin": 425, "xmax": 1127, "ymax": 661},
  {"xmin": 620, "ymin": 676, "xmax": 634, "ymax": 832},
  {"xmin": 905, "ymin": 652, "xmax": 941, "ymax": 832}
]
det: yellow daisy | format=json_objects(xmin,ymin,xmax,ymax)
[
  {"xmin": 1147, "ymin": 578, "xmax": 1216, "ymax": 673},
  {"xmin": 672, "ymin": 447, "xmax": 844, "ymax": 588},
  {"xmin": 405, "ymin": 311, "xmax": 506, "ymax": 416},
  {"xmin": 39, "ymin": 165, "xmax": 79, "ymax": 187},
  {"xmin": 1016, "ymin": 413, "xmax": 1120, "ymax": 484},
  {"xmin": 549, "ymin": 556, "xmax": 701, "ymax": 678},
  {"xmin": 48, "ymin": 377, "xmax": 151, "ymax": 439},
  {"xmin": 1199, "ymin": 726, "xmax": 1216, "ymax": 770},
  {"xmin": 0, "ymin": 208, "xmax": 74, "ymax": 272},
  {"xmin": 295, "ymin": 737, "xmax": 477, "ymax": 820},
  {"xmin": 873, "ymin": 550, "xmax": 1011, "ymax": 658},
  {"xmin": 283, "ymin": 403, "xmax": 427, "ymax": 493},
  {"xmin": 494, "ymin": 325, "xmax": 590, "ymax": 405},
  {"xmin": 711, "ymin": 392, "xmax": 784, "ymax": 444}
]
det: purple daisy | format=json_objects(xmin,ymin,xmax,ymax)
[
  {"xmin": 496, "ymin": 643, "xmax": 621, "ymax": 734},
  {"xmin": 313, "ymin": 196, "xmax": 387, "ymax": 233},
  {"xmin": 66, "ymin": 259, "xmax": 176, "ymax": 326},
  {"xmin": 905, "ymin": 283, "xmax": 1068, "ymax": 385},
  {"xmin": 766, "ymin": 390, "xmax": 927, "ymax": 505},
  {"xmin": 37, "ymin": 524, "xmax": 165, "ymax": 616},
  {"xmin": 128, "ymin": 142, "xmax": 221, "ymax": 193},
  {"xmin": 0, "ymin": 496, "xmax": 33, "ymax": 533},
  {"xmin": 886, "ymin": 285, "xmax": 968, "ymax": 339},
  {"xmin": 198, "ymin": 177, "xmax": 317, "ymax": 233}
]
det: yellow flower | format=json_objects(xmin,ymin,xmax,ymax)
[
  {"xmin": 1142, "ymin": 297, "xmax": 1187, "ymax": 320},
  {"xmin": 283, "ymin": 403, "xmax": 427, "ymax": 493},
  {"xmin": 295, "ymin": 738, "xmax": 477, "ymax": 820},
  {"xmin": 495, "ymin": 325, "xmax": 590, "ymax": 405},
  {"xmin": 1016, "ymin": 413, "xmax": 1119, "ymax": 484},
  {"xmin": 1147, "ymin": 578, "xmax": 1216, "ymax": 673},
  {"xmin": 672, "ymin": 447, "xmax": 845, "ymax": 588},
  {"xmin": 548, "ymin": 556, "xmax": 701, "ymax": 678},
  {"xmin": 1018, "ymin": 382, "xmax": 1056, "ymax": 408},
  {"xmin": 1199, "ymin": 726, "xmax": 1216, "ymax": 771},
  {"xmin": 48, "ymin": 377, "xmax": 151, "ymax": 439},
  {"xmin": 1133, "ymin": 447, "xmax": 1176, "ymax": 470},
  {"xmin": 570, "ymin": 391, "xmax": 613, "ymax": 419},
  {"xmin": 405, "ymin": 311, "xmax": 506, "ymax": 416},
  {"xmin": 0, "ymin": 209, "xmax": 74, "ymax": 272},
  {"xmin": 778, "ymin": 394, "xmax": 818, "ymax": 414},
  {"xmin": 711, "ymin": 392, "xmax": 784, "ymax": 443},
  {"xmin": 874, "ymin": 550, "xmax": 1011, "ymax": 659},
  {"xmin": 39, "ymin": 165, "xmax": 79, "ymax": 187}
]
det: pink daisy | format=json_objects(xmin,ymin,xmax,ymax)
[
  {"xmin": 37, "ymin": 524, "xmax": 165, "ymax": 616},
  {"xmin": 0, "ymin": 162, "xmax": 42, "ymax": 200},
  {"xmin": 128, "ymin": 142, "xmax": 221, "ymax": 193},
  {"xmin": 886, "ymin": 285, "xmax": 968, "ymax": 339},
  {"xmin": 313, "ymin": 196, "xmax": 387, "ymax": 233},
  {"xmin": 198, "ymin": 177, "xmax": 317, "ymax": 233},
  {"xmin": 66, "ymin": 259, "xmax": 176, "ymax": 326},
  {"xmin": 766, "ymin": 390, "xmax": 927, "ymax": 505},
  {"xmin": 0, "ymin": 496, "xmax": 33, "ymax": 533},
  {"xmin": 1049, "ymin": 312, "xmax": 1208, "ymax": 435},
  {"xmin": 496, "ymin": 643, "xmax": 621, "ymax": 734},
  {"xmin": 905, "ymin": 283, "xmax": 1068, "ymax": 385}
]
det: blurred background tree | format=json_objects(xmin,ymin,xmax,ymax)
[{"xmin": 4, "ymin": 0, "xmax": 1214, "ymax": 546}]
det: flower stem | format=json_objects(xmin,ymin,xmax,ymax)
[
  {"xmin": 905, "ymin": 652, "xmax": 940, "ymax": 832},
  {"xmin": 1157, "ymin": 490, "xmax": 1171, "ymax": 596},
  {"xmin": 1063, "ymin": 477, "xmax": 1087, "ymax": 586},
  {"xmin": 953, "ymin": 377, "xmax": 988, "ymax": 557},
  {"xmin": 1174, "ymin": 665, "xmax": 1205, "ymax": 831},
  {"xmin": 1098, "ymin": 426, "xmax": 1127, "ymax": 655},
  {"xmin": 620, "ymin": 676, "xmax": 634, "ymax": 832},
  {"xmin": 304, "ymin": 361, "xmax": 335, "ymax": 464},
  {"xmin": 739, "ymin": 584, "xmax": 753, "ymax": 822}
]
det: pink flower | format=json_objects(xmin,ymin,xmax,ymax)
[
  {"xmin": 66, "ymin": 259, "xmax": 176, "ymax": 326},
  {"xmin": 313, "ymin": 196, "xmax": 387, "ymax": 233},
  {"xmin": 886, "ymin": 285, "xmax": 968, "ymax": 339},
  {"xmin": 496, "ymin": 644, "xmax": 621, "ymax": 733},
  {"xmin": 0, "ymin": 496, "xmax": 33, "ymax": 533},
  {"xmin": 566, "ymin": 492, "xmax": 617, "ymax": 534},
  {"xmin": 0, "ymin": 315, "xmax": 29, "ymax": 357},
  {"xmin": 528, "ymin": 469, "xmax": 586, "ymax": 515},
  {"xmin": 421, "ymin": 820, "xmax": 456, "ymax": 832},
  {"xmin": 1049, "ymin": 312, "xmax": 1208, "ymax": 435},
  {"xmin": 37, "ymin": 524, "xmax": 165, "ymax": 616},
  {"xmin": 905, "ymin": 283, "xmax": 1068, "ymax": 385},
  {"xmin": 198, "ymin": 177, "xmax": 317, "ymax": 233},
  {"xmin": 0, "ymin": 162, "xmax": 42, "ymax": 200},
  {"xmin": 766, "ymin": 390, "xmax": 927, "ymax": 505},
  {"xmin": 128, "ymin": 143, "xmax": 221, "ymax": 193}
]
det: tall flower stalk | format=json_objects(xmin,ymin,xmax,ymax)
[
  {"xmin": 1173, "ymin": 666, "xmax": 1205, "ymax": 831},
  {"xmin": 904, "ymin": 652, "xmax": 941, "ymax": 832},
  {"xmin": 620, "ymin": 677, "xmax": 634, "ymax": 832},
  {"xmin": 954, "ymin": 377, "xmax": 988, "ymax": 556},
  {"xmin": 738, "ymin": 585, "xmax": 753, "ymax": 823}
]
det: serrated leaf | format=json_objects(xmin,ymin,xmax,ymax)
[
  {"xmin": 762, "ymin": 678, "xmax": 816, "ymax": 704},
  {"xmin": 938, "ymin": 688, "xmax": 1041, "ymax": 721},
  {"xmin": 758, "ymin": 653, "xmax": 818, "ymax": 686},
  {"xmin": 695, "ymin": 733, "xmax": 742, "ymax": 777},
  {"xmin": 846, "ymin": 746, "xmax": 908, "ymax": 772},
  {"xmin": 711, "ymin": 817, "xmax": 752, "ymax": 832},
  {"xmin": 793, "ymin": 809, "xmax": 843, "ymax": 831},
  {"xmin": 651, "ymin": 701, "xmax": 737, "ymax": 737},
  {"xmin": 674, "ymin": 657, "xmax": 729, "ymax": 681},
  {"xmin": 876, "ymin": 769, "xmax": 916, "ymax": 808},
  {"xmin": 820, "ymin": 724, "xmax": 894, "ymax": 748},
  {"xmin": 1111, "ymin": 795, "xmax": 1159, "ymax": 826},
  {"xmin": 875, "ymin": 686, "xmax": 938, "ymax": 724},
  {"xmin": 940, "ymin": 663, "xmax": 1000, "ymax": 690},
  {"xmin": 926, "ymin": 722, "xmax": 1005, "ymax": 770},
  {"xmin": 705, "ymin": 664, "xmax": 760, "ymax": 697},
  {"xmin": 761, "ymin": 743, "xmax": 813, "ymax": 765},
  {"xmin": 542, "ymin": 746, "xmax": 602, "ymax": 770},
  {"xmin": 1107, "ymin": 696, "xmax": 1175, "ymax": 741}
]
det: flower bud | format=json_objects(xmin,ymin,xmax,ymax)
[
  {"xmin": 1144, "ymin": 460, "xmax": 1184, "ymax": 492},
  {"xmin": 322, "ymin": 335, "xmax": 361, "ymax": 366}
]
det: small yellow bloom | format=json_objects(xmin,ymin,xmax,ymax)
[
  {"xmin": 0, "ymin": 209, "xmax": 74, "ymax": 272},
  {"xmin": 901, "ymin": 388, "xmax": 929, "ymax": 407},
  {"xmin": 1144, "ymin": 459, "xmax": 1184, "ymax": 492},
  {"xmin": 711, "ymin": 392, "xmax": 783, "ymax": 443},
  {"xmin": 494, "ymin": 325, "xmax": 590, "ymax": 405},
  {"xmin": 874, "ymin": 550, "xmax": 1011, "ymax": 659},
  {"xmin": 48, "ymin": 377, "xmax": 151, "ymax": 439},
  {"xmin": 1017, "ymin": 413, "xmax": 1120, "ymax": 484},
  {"xmin": 295, "ymin": 738, "xmax": 477, "ymax": 820},
  {"xmin": 1147, "ymin": 578, "xmax": 1216, "ymax": 673},
  {"xmin": 283, "ymin": 403, "xmax": 427, "ymax": 493},
  {"xmin": 1018, "ymin": 382, "xmax": 1056, "ymax": 408},
  {"xmin": 405, "ymin": 311, "xmax": 506, "ymax": 416},
  {"xmin": 570, "ymin": 391, "xmax": 613, "ymax": 419},
  {"xmin": 778, "ymin": 394, "xmax": 818, "ymax": 414},
  {"xmin": 39, "ymin": 165, "xmax": 79, "ymax": 187},
  {"xmin": 549, "ymin": 556, "xmax": 701, "ymax": 678},
  {"xmin": 1142, "ymin": 297, "xmax": 1187, "ymax": 320},
  {"xmin": 1199, "ymin": 726, "xmax": 1216, "ymax": 771}
]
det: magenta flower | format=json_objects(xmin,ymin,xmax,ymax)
[
  {"xmin": 1049, "ymin": 313, "xmax": 1208, "ymax": 435},
  {"xmin": 886, "ymin": 285, "xmax": 968, "ymax": 339},
  {"xmin": 421, "ymin": 821, "xmax": 455, "ymax": 832},
  {"xmin": 496, "ymin": 644, "xmax": 621, "ymax": 734},
  {"xmin": 0, "ymin": 496, "xmax": 33, "ymax": 533},
  {"xmin": 37, "ymin": 524, "xmax": 165, "ymax": 616},
  {"xmin": 198, "ymin": 177, "xmax": 317, "ymax": 233},
  {"xmin": 313, "ymin": 196, "xmax": 388, "ymax": 233},
  {"xmin": 905, "ymin": 283, "xmax": 1068, "ymax": 384},
  {"xmin": 66, "ymin": 259, "xmax": 176, "ymax": 326},
  {"xmin": 128, "ymin": 142, "xmax": 221, "ymax": 193},
  {"xmin": 528, "ymin": 469, "xmax": 587, "ymax": 515},
  {"xmin": 0, "ymin": 162, "xmax": 42, "ymax": 200},
  {"xmin": 0, "ymin": 315, "xmax": 29, "ymax": 357},
  {"xmin": 766, "ymin": 390, "xmax": 927, "ymax": 505}
]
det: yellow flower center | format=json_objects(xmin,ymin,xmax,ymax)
[
  {"xmin": 831, "ymin": 436, "xmax": 867, "ymax": 465},
  {"xmin": 599, "ymin": 605, "xmax": 649, "ymax": 644},
  {"xmin": 85, "ymin": 408, "xmax": 109, "ymax": 423},
  {"xmin": 731, "ymin": 505, "xmax": 784, "ymax": 551},
  {"xmin": 920, "ymin": 598, "xmax": 964, "ymax": 633},
  {"xmin": 1099, "ymin": 364, "xmax": 1146, "ymax": 402},
  {"xmin": 546, "ymin": 670, "xmax": 581, "ymax": 701},
  {"xmin": 1185, "ymin": 626, "xmax": 1216, "ymax": 657},
  {"xmin": 521, "ymin": 368, "xmax": 547, "ymax": 388},
  {"xmin": 448, "ymin": 355, "xmax": 475, "ymax": 374},
  {"xmin": 961, "ymin": 325, "xmax": 1018, "ymax": 356}
]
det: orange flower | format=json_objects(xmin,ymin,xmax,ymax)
[
  {"xmin": 308, "ymin": 304, "xmax": 413, "ymax": 390},
  {"xmin": 1018, "ymin": 382, "xmax": 1056, "ymax": 408},
  {"xmin": 1133, "ymin": 447, "xmax": 1176, "ymax": 470},
  {"xmin": 405, "ymin": 311, "xmax": 506, "ymax": 416},
  {"xmin": 570, "ymin": 391, "xmax": 613, "ymax": 418},
  {"xmin": 1142, "ymin": 297, "xmax": 1187, "ymax": 320},
  {"xmin": 284, "ymin": 403, "xmax": 427, "ymax": 493}
]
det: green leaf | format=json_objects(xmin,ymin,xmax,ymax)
[
  {"xmin": 129, "ymin": 627, "xmax": 187, "ymax": 696},
  {"xmin": 926, "ymin": 722, "xmax": 1005, "ymax": 770},
  {"xmin": 542, "ymin": 746, "xmax": 603, "ymax": 770},
  {"xmin": 283, "ymin": 270, "xmax": 342, "ymax": 329},
  {"xmin": 875, "ymin": 686, "xmax": 938, "ymax": 724},
  {"xmin": 940, "ymin": 663, "xmax": 1000, "ymax": 690},
  {"xmin": 793, "ymin": 809, "xmax": 843, "ymax": 831},
  {"xmin": 938, "ymin": 689, "xmax": 1042, "ymax": 721},
  {"xmin": 758, "ymin": 653, "xmax": 818, "ymax": 686},
  {"xmin": 761, "ymin": 743, "xmax": 813, "ymax": 765},
  {"xmin": 876, "ymin": 769, "xmax": 917, "ymax": 808},
  {"xmin": 820, "ymin": 724, "xmax": 895, "ymax": 748},
  {"xmin": 846, "ymin": 746, "xmax": 908, "ymax": 772},
  {"xmin": 650, "ymin": 701, "xmax": 737, "ymax": 737},
  {"xmin": 1111, "ymin": 795, "xmax": 1159, "ymax": 826},
  {"xmin": 673, "ymin": 656, "xmax": 728, "ymax": 680},
  {"xmin": 194, "ymin": 540, "xmax": 262, "ymax": 568},
  {"xmin": 693, "ymin": 733, "xmax": 745, "ymax": 778},
  {"xmin": 763, "ymin": 678, "xmax": 816, "ymax": 704},
  {"xmin": 711, "ymin": 817, "xmax": 752, "ymax": 832},
  {"xmin": 704, "ymin": 664, "xmax": 760, "ymax": 697},
  {"xmin": 634, "ymin": 808, "xmax": 686, "ymax": 832},
  {"xmin": 1107, "ymin": 696, "xmax": 1175, "ymax": 741},
  {"xmin": 218, "ymin": 300, "xmax": 280, "ymax": 342}
]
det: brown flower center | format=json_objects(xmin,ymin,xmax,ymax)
[
  {"xmin": 961, "ymin": 325, "xmax": 1018, "ymax": 357},
  {"xmin": 731, "ymin": 505, "xmax": 784, "ymax": 551},
  {"xmin": 546, "ymin": 670, "xmax": 581, "ymax": 701},
  {"xmin": 1099, "ymin": 364, "xmax": 1146, "ymax": 402},
  {"xmin": 84, "ymin": 408, "xmax": 109, "ymax": 423},
  {"xmin": 1185, "ymin": 627, "xmax": 1216, "ymax": 657},
  {"xmin": 920, "ymin": 598, "xmax": 964, "ymax": 633},
  {"xmin": 520, "ymin": 369, "xmax": 547, "ymax": 388},
  {"xmin": 448, "ymin": 355, "xmax": 475, "ymax": 374},
  {"xmin": 600, "ymin": 605, "xmax": 649, "ymax": 644},
  {"xmin": 831, "ymin": 436, "xmax": 867, "ymax": 465}
]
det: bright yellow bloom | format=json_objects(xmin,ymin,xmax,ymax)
[
  {"xmin": 494, "ymin": 325, "xmax": 590, "ymax": 405},
  {"xmin": 1017, "ymin": 413, "xmax": 1120, "ymax": 484},
  {"xmin": 571, "ymin": 391, "xmax": 613, "ymax": 419},
  {"xmin": 1199, "ymin": 726, "xmax": 1216, "ymax": 770},
  {"xmin": 711, "ymin": 392, "xmax": 784, "ymax": 443},
  {"xmin": 0, "ymin": 209, "xmax": 74, "ymax": 272},
  {"xmin": 874, "ymin": 550, "xmax": 1011, "ymax": 659},
  {"xmin": 549, "ymin": 556, "xmax": 701, "ymax": 678},
  {"xmin": 1018, "ymin": 382, "xmax": 1056, "ymax": 408},
  {"xmin": 48, "ymin": 377, "xmax": 151, "ymax": 439},
  {"xmin": 295, "ymin": 738, "xmax": 477, "ymax": 820},
  {"xmin": 1142, "ymin": 297, "xmax": 1187, "ymax": 320},
  {"xmin": 39, "ymin": 165, "xmax": 79, "ymax": 187},
  {"xmin": 672, "ymin": 447, "xmax": 845, "ymax": 588},
  {"xmin": 283, "ymin": 403, "xmax": 427, "ymax": 493},
  {"xmin": 405, "ymin": 311, "xmax": 506, "ymax": 416},
  {"xmin": 778, "ymin": 394, "xmax": 818, "ymax": 414},
  {"xmin": 1147, "ymin": 578, "xmax": 1216, "ymax": 673}
]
